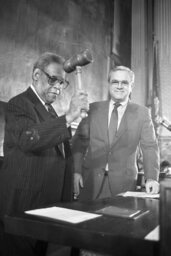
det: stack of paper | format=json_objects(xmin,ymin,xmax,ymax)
[
  {"xmin": 145, "ymin": 225, "xmax": 159, "ymax": 241},
  {"xmin": 121, "ymin": 191, "xmax": 159, "ymax": 199},
  {"xmin": 25, "ymin": 207, "xmax": 101, "ymax": 224}
]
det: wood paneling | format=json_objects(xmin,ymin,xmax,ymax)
[
  {"xmin": 131, "ymin": 0, "xmax": 147, "ymax": 105},
  {"xmin": 154, "ymin": 0, "xmax": 171, "ymax": 137},
  {"xmin": 0, "ymin": 0, "xmax": 114, "ymax": 155},
  {"xmin": 0, "ymin": 0, "xmax": 113, "ymax": 108}
]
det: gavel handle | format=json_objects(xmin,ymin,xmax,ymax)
[
  {"xmin": 75, "ymin": 66, "xmax": 88, "ymax": 118},
  {"xmin": 76, "ymin": 66, "xmax": 82, "ymax": 90}
]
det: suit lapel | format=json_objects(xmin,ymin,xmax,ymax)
[
  {"xmin": 26, "ymin": 87, "xmax": 52, "ymax": 121},
  {"xmin": 26, "ymin": 87, "xmax": 66, "ymax": 157},
  {"xmin": 35, "ymin": 102, "xmax": 51, "ymax": 121}
]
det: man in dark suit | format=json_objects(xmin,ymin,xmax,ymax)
[
  {"xmin": 0, "ymin": 52, "xmax": 89, "ymax": 255},
  {"xmin": 73, "ymin": 66, "xmax": 159, "ymax": 201}
]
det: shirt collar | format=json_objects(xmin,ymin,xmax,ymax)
[
  {"xmin": 30, "ymin": 84, "xmax": 46, "ymax": 106},
  {"xmin": 109, "ymin": 98, "xmax": 129, "ymax": 108}
]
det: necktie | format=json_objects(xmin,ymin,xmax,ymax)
[
  {"xmin": 108, "ymin": 102, "xmax": 121, "ymax": 146},
  {"xmin": 45, "ymin": 103, "xmax": 58, "ymax": 118},
  {"xmin": 45, "ymin": 103, "xmax": 65, "ymax": 157}
]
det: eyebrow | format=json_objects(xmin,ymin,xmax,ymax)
[
  {"xmin": 45, "ymin": 71, "xmax": 63, "ymax": 80},
  {"xmin": 50, "ymin": 75, "xmax": 63, "ymax": 80},
  {"xmin": 111, "ymin": 79, "xmax": 129, "ymax": 83}
]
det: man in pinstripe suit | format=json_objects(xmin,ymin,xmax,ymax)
[{"xmin": 0, "ymin": 52, "xmax": 89, "ymax": 255}]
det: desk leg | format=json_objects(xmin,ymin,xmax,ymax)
[{"xmin": 70, "ymin": 247, "xmax": 80, "ymax": 256}]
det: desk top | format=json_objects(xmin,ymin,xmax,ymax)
[{"xmin": 4, "ymin": 196, "xmax": 159, "ymax": 255}]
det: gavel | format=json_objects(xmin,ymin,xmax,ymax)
[{"xmin": 63, "ymin": 49, "xmax": 93, "ymax": 118}]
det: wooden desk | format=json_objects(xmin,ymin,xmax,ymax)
[{"xmin": 4, "ymin": 196, "xmax": 159, "ymax": 256}]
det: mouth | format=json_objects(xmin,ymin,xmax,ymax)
[
  {"xmin": 49, "ymin": 89, "xmax": 61, "ymax": 96},
  {"xmin": 114, "ymin": 90, "xmax": 124, "ymax": 93},
  {"xmin": 56, "ymin": 89, "xmax": 61, "ymax": 95}
]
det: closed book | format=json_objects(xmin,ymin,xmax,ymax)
[{"xmin": 96, "ymin": 206, "xmax": 149, "ymax": 219}]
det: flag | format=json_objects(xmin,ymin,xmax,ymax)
[{"xmin": 150, "ymin": 40, "xmax": 161, "ymax": 137}]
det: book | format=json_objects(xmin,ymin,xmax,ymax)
[{"xmin": 96, "ymin": 206, "xmax": 149, "ymax": 219}]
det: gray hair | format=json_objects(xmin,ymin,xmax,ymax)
[
  {"xmin": 108, "ymin": 66, "xmax": 135, "ymax": 84},
  {"xmin": 33, "ymin": 52, "xmax": 65, "ymax": 72}
]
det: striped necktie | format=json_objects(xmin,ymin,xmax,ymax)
[
  {"xmin": 45, "ymin": 103, "xmax": 58, "ymax": 118},
  {"xmin": 108, "ymin": 102, "xmax": 121, "ymax": 146}
]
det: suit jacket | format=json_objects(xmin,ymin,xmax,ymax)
[
  {"xmin": 72, "ymin": 100, "xmax": 159, "ymax": 201},
  {"xmin": 0, "ymin": 87, "xmax": 73, "ymax": 219}
]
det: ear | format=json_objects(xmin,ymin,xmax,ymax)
[
  {"xmin": 131, "ymin": 82, "xmax": 135, "ymax": 90},
  {"xmin": 33, "ymin": 68, "xmax": 41, "ymax": 81}
]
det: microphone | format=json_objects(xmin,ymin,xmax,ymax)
[{"xmin": 157, "ymin": 116, "xmax": 171, "ymax": 131}]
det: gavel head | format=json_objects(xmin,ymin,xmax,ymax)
[{"xmin": 63, "ymin": 49, "xmax": 93, "ymax": 73}]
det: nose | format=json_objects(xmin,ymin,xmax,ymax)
[
  {"xmin": 117, "ymin": 81, "xmax": 123, "ymax": 89},
  {"xmin": 53, "ymin": 81, "xmax": 63, "ymax": 89}
]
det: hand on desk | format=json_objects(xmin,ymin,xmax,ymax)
[
  {"xmin": 145, "ymin": 179, "xmax": 159, "ymax": 194},
  {"xmin": 73, "ymin": 173, "xmax": 83, "ymax": 199}
]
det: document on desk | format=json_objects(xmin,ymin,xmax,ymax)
[
  {"xmin": 144, "ymin": 225, "xmax": 159, "ymax": 241},
  {"xmin": 121, "ymin": 191, "xmax": 160, "ymax": 199},
  {"xmin": 25, "ymin": 207, "xmax": 101, "ymax": 224}
]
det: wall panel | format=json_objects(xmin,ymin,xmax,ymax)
[
  {"xmin": 0, "ymin": 0, "xmax": 114, "ymax": 155},
  {"xmin": 0, "ymin": 0, "xmax": 113, "ymax": 107},
  {"xmin": 154, "ymin": 0, "xmax": 171, "ymax": 162},
  {"xmin": 131, "ymin": 0, "xmax": 146, "ymax": 105}
]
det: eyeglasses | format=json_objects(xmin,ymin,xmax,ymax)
[
  {"xmin": 40, "ymin": 69, "xmax": 69, "ymax": 89},
  {"xmin": 110, "ymin": 80, "xmax": 130, "ymax": 87}
]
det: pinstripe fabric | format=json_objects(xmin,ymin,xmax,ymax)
[
  {"xmin": 45, "ymin": 103, "xmax": 66, "ymax": 157},
  {"xmin": 0, "ymin": 87, "xmax": 73, "ymax": 255},
  {"xmin": 0, "ymin": 87, "xmax": 73, "ymax": 217}
]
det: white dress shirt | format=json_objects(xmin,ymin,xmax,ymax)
[
  {"xmin": 106, "ymin": 99, "xmax": 128, "ymax": 171},
  {"xmin": 30, "ymin": 84, "xmax": 46, "ymax": 108}
]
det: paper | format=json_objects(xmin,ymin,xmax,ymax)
[
  {"xmin": 122, "ymin": 191, "xmax": 160, "ymax": 199},
  {"xmin": 25, "ymin": 206, "xmax": 101, "ymax": 224},
  {"xmin": 144, "ymin": 225, "xmax": 159, "ymax": 241}
]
